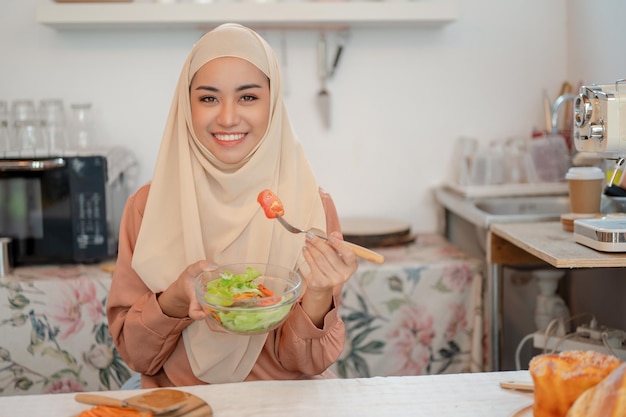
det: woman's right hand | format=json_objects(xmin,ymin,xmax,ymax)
[{"xmin": 157, "ymin": 260, "xmax": 215, "ymax": 320}]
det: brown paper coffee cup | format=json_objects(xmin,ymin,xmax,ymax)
[{"xmin": 565, "ymin": 167, "xmax": 604, "ymax": 214}]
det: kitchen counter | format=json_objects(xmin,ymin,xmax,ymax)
[
  {"xmin": 488, "ymin": 221, "xmax": 626, "ymax": 268},
  {"xmin": 0, "ymin": 370, "xmax": 533, "ymax": 417}
]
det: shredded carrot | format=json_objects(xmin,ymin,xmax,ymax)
[
  {"xmin": 230, "ymin": 284, "xmax": 280, "ymax": 306},
  {"xmin": 258, "ymin": 297, "xmax": 280, "ymax": 306},
  {"xmin": 257, "ymin": 283, "xmax": 275, "ymax": 297}
]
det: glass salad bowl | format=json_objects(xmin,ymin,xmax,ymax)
[{"xmin": 194, "ymin": 263, "xmax": 302, "ymax": 335}]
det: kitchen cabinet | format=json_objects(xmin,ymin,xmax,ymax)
[
  {"xmin": 487, "ymin": 221, "xmax": 626, "ymax": 370},
  {"xmin": 36, "ymin": 2, "xmax": 458, "ymax": 30}
]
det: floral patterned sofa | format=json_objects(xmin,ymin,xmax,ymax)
[{"xmin": 0, "ymin": 234, "xmax": 484, "ymax": 396}]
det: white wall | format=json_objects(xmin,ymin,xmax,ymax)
[
  {"xmin": 567, "ymin": 0, "xmax": 626, "ymax": 85},
  {"xmin": 0, "ymin": 0, "xmax": 570, "ymax": 233}
]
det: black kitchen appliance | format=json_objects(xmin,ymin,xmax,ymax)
[{"xmin": 0, "ymin": 147, "xmax": 137, "ymax": 265}]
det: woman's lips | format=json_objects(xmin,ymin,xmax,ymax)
[
  {"xmin": 213, "ymin": 133, "xmax": 246, "ymax": 146},
  {"xmin": 213, "ymin": 133, "xmax": 246, "ymax": 142}
]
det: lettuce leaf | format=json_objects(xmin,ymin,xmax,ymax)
[
  {"xmin": 217, "ymin": 303, "xmax": 292, "ymax": 333},
  {"xmin": 204, "ymin": 267, "xmax": 263, "ymax": 306}
]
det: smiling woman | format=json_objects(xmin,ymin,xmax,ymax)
[{"xmin": 106, "ymin": 23, "xmax": 358, "ymax": 389}]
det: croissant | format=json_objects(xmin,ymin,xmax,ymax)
[
  {"xmin": 566, "ymin": 362, "xmax": 626, "ymax": 417},
  {"xmin": 529, "ymin": 350, "xmax": 622, "ymax": 417}
]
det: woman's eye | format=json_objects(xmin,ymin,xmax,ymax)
[
  {"xmin": 240, "ymin": 95, "xmax": 257, "ymax": 102},
  {"xmin": 199, "ymin": 96, "xmax": 217, "ymax": 103}
]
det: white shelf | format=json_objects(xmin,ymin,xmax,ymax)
[{"xmin": 36, "ymin": 2, "xmax": 459, "ymax": 30}]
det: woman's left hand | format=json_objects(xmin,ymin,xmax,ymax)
[{"xmin": 300, "ymin": 230, "xmax": 357, "ymax": 327}]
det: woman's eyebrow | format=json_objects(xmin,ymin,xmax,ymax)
[
  {"xmin": 237, "ymin": 83, "xmax": 263, "ymax": 91},
  {"xmin": 194, "ymin": 84, "xmax": 263, "ymax": 92}
]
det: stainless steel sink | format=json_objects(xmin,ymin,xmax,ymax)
[
  {"xmin": 473, "ymin": 196, "xmax": 570, "ymax": 217},
  {"xmin": 434, "ymin": 185, "xmax": 572, "ymax": 262},
  {"xmin": 434, "ymin": 187, "xmax": 570, "ymax": 230}
]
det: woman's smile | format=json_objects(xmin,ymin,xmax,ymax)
[{"xmin": 213, "ymin": 132, "xmax": 247, "ymax": 143}]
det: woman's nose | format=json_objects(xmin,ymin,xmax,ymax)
[{"xmin": 217, "ymin": 102, "xmax": 239, "ymax": 126}]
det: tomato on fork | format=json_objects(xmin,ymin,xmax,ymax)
[{"xmin": 257, "ymin": 189, "xmax": 285, "ymax": 218}]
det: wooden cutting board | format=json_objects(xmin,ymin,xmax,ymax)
[
  {"xmin": 75, "ymin": 389, "xmax": 211, "ymax": 416},
  {"xmin": 341, "ymin": 217, "xmax": 414, "ymax": 248}
]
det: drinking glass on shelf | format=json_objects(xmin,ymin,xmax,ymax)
[
  {"xmin": 39, "ymin": 98, "xmax": 69, "ymax": 155},
  {"xmin": 0, "ymin": 100, "xmax": 13, "ymax": 156},
  {"xmin": 12, "ymin": 99, "xmax": 48, "ymax": 157},
  {"xmin": 69, "ymin": 102, "xmax": 95, "ymax": 151}
]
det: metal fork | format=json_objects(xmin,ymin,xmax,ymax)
[{"xmin": 275, "ymin": 215, "xmax": 384, "ymax": 264}]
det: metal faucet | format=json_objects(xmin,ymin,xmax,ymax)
[{"xmin": 551, "ymin": 93, "xmax": 578, "ymax": 134}]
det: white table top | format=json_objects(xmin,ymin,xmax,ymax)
[{"xmin": 0, "ymin": 371, "xmax": 533, "ymax": 417}]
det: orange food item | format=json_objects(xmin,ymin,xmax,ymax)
[
  {"xmin": 78, "ymin": 405, "xmax": 153, "ymax": 417},
  {"xmin": 529, "ymin": 350, "xmax": 622, "ymax": 417},
  {"xmin": 567, "ymin": 362, "xmax": 626, "ymax": 417},
  {"xmin": 257, "ymin": 283, "xmax": 275, "ymax": 297},
  {"xmin": 257, "ymin": 189, "xmax": 285, "ymax": 218}
]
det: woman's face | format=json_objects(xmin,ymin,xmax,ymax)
[{"xmin": 190, "ymin": 57, "xmax": 271, "ymax": 164}]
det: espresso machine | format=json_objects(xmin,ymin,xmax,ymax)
[{"xmin": 572, "ymin": 79, "xmax": 626, "ymax": 251}]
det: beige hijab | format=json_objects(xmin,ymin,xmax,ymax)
[{"xmin": 132, "ymin": 23, "xmax": 326, "ymax": 384}]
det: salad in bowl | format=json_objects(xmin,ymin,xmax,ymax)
[{"xmin": 195, "ymin": 263, "xmax": 302, "ymax": 335}]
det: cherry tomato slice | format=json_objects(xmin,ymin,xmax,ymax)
[{"xmin": 257, "ymin": 189, "xmax": 285, "ymax": 218}]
